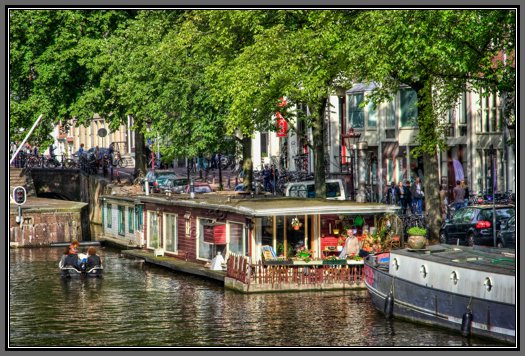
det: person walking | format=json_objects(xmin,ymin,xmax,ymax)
[
  {"xmin": 411, "ymin": 177, "xmax": 424, "ymax": 215},
  {"xmin": 462, "ymin": 180, "xmax": 470, "ymax": 207},
  {"xmin": 453, "ymin": 180, "xmax": 465, "ymax": 211},
  {"xmin": 397, "ymin": 181, "xmax": 405, "ymax": 213},
  {"xmin": 404, "ymin": 180, "xmax": 413, "ymax": 214},
  {"xmin": 439, "ymin": 184, "xmax": 448, "ymax": 220}
]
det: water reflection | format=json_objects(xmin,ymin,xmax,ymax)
[{"xmin": 9, "ymin": 247, "xmax": 506, "ymax": 348}]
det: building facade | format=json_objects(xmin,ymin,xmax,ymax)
[{"xmin": 250, "ymin": 84, "xmax": 516, "ymax": 202}]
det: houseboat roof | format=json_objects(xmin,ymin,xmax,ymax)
[{"xmin": 104, "ymin": 193, "xmax": 400, "ymax": 217}]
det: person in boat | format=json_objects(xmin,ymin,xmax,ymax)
[
  {"xmin": 69, "ymin": 239, "xmax": 79, "ymax": 254},
  {"xmin": 339, "ymin": 228, "xmax": 361, "ymax": 259},
  {"xmin": 64, "ymin": 246, "xmax": 81, "ymax": 270},
  {"xmin": 59, "ymin": 246, "xmax": 70, "ymax": 267},
  {"xmin": 86, "ymin": 247, "xmax": 102, "ymax": 270}
]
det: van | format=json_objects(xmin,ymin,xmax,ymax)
[{"xmin": 284, "ymin": 179, "xmax": 346, "ymax": 200}]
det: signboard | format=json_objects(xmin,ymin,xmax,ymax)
[{"xmin": 276, "ymin": 111, "xmax": 287, "ymax": 138}]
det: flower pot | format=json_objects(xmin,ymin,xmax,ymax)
[
  {"xmin": 293, "ymin": 225, "xmax": 300, "ymax": 230},
  {"xmin": 407, "ymin": 235, "xmax": 427, "ymax": 249}
]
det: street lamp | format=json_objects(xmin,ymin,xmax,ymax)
[{"xmin": 342, "ymin": 127, "xmax": 361, "ymax": 200}]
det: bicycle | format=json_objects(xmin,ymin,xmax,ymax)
[{"xmin": 111, "ymin": 151, "xmax": 128, "ymax": 168}]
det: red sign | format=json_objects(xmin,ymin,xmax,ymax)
[{"xmin": 276, "ymin": 111, "xmax": 287, "ymax": 137}]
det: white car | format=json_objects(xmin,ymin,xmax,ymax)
[{"xmin": 284, "ymin": 179, "xmax": 346, "ymax": 200}]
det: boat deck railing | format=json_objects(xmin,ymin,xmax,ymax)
[{"xmin": 226, "ymin": 254, "xmax": 365, "ymax": 290}]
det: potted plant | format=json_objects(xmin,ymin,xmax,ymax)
[
  {"xmin": 291, "ymin": 217, "xmax": 303, "ymax": 231},
  {"xmin": 406, "ymin": 226, "xmax": 428, "ymax": 249}
]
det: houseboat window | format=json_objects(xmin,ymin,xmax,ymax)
[
  {"xmin": 164, "ymin": 213, "xmax": 177, "ymax": 253},
  {"xmin": 384, "ymin": 99, "xmax": 396, "ymax": 128},
  {"xmin": 198, "ymin": 219, "xmax": 214, "ymax": 261},
  {"xmin": 118, "ymin": 206, "xmax": 125, "ymax": 236},
  {"xmin": 148, "ymin": 211, "xmax": 160, "ymax": 249},
  {"xmin": 229, "ymin": 222, "xmax": 247, "ymax": 256},
  {"xmin": 128, "ymin": 207, "xmax": 134, "ymax": 233},
  {"xmin": 107, "ymin": 203, "xmax": 112, "ymax": 228},
  {"xmin": 135, "ymin": 205, "xmax": 143, "ymax": 231}
]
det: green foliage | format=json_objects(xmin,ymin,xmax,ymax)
[{"xmin": 407, "ymin": 226, "xmax": 428, "ymax": 236}]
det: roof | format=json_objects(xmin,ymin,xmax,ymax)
[{"xmin": 105, "ymin": 194, "xmax": 400, "ymax": 217}]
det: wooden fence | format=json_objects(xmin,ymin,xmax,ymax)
[{"xmin": 226, "ymin": 254, "xmax": 365, "ymax": 290}]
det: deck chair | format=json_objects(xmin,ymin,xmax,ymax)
[{"xmin": 261, "ymin": 245, "xmax": 277, "ymax": 261}]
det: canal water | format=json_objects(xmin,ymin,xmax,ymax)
[{"xmin": 9, "ymin": 247, "xmax": 504, "ymax": 348}]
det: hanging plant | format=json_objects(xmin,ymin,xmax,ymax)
[{"xmin": 291, "ymin": 217, "xmax": 303, "ymax": 230}]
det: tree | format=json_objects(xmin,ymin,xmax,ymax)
[
  {"xmin": 217, "ymin": 10, "xmax": 357, "ymax": 197},
  {"xmin": 9, "ymin": 9, "xmax": 136, "ymax": 145},
  {"xmin": 344, "ymin": 9, "xmax": 516, "ymax": 241}
]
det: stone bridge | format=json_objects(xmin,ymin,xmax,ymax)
[{"xmin": 29, "ymin": 168, "xmax": 83, "ymax": 201}]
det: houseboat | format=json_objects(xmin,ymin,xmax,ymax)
[
  {"xmin": 100, "ymin": 193, "xmax": 401, "ymax": 292},
  {"xmin": 363, "ymin": 245, "xmax": 516, "ymax": 344}
]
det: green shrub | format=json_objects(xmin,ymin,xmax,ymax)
[{"xmin": 407, "ymin": 226, "xmax": 427, "ymax": 236}]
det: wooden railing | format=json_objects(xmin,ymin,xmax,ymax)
[{"xmin": 226, "ymin": 254, "xmax": 365, "ymax": 290}]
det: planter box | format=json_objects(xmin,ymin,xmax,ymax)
[
  {"xmin": 154, "ymin": 248, "xmax": 165, "ymax": 257},
  {"xmin": 264, "ymin": 260, "xmax": 291, "ymax": 266},
  {"xmin": 292, "ymin": 260, "xmax": 321, "ymax": 266},
  {"xmin": 322, "ymin": 259, "xmax": 347, "ymax": 266}
]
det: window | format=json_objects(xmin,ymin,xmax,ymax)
[
  {"xmin": 118, "ymin": 206, "xmax": 125, "ymax": 235},
  {"xmin": 128, "ymin": 207, "xmax": 134, "ymax": 233},
  {"xmin": 387, "ymin": 159, "xmax": 394, "ymax": 184},
  {"xmin": 479, "ymin": 92, "xmax": 501, "ymax": 133},
  {"xmin": 367, "ymin": 100, "xmax": 377, "ymax": 128},
  {"xmin": 135, "ymin": 205, "xmax": 143, "ymax": 231},
  {"xmin": 229, "ymin": 222, "xmax": 247, "ymax": 256},
  {"xmin": 148, "ymin": 211, "xmax": 160, "ymax": 249},
  {"xmin": 384, "ymin": 100, "xmax": 396, "ymax": 128},
  {"xmin": 197, "ymin": 219, "xmax": 214, "ymax": 261},
  {"xmin": 348, "ymin": 93, "xmax": 364, "ymax": 128},
  {"xmin": 457, "ymin": 93, "xmax": 467, "ymax": 136},
  {"xmin": 106, "ymin": 203, "xmax": 112, "ymax": 228},
  {"xmin": 164, "ymin": 213, "xmax": 177, "ymax": 253},
  {"xmin": 400, "ymin": 89, "xmax": 418, "ymax": 127}
]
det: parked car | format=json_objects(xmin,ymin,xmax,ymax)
[
  {"xmin": 185, "ymin": 182, "xmax": 213, "ymax": 194},
  {"xmin": 497, "ymin": 216, "xmax": 516, "ymax": 249},
  {"xmin": 159, "ymin": 177, "xmax": 189, "ymax": 194},
  {"xmin": 439, "ymin": 205, "xmax": 515, "ymax": 247},
  {"xmin": 284, "ymin": 179, "xmax": 346, "ymax": 200},
  {"xmin": 144, "ymin": 170, "xmax": 177, "ymax": 193}
]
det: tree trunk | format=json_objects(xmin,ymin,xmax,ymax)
[
  {"xmin": 134, "ymin": 123, "xmax": 146, "ymax": 178},
  {"xmin": 241, "ymin": 136, "xmax": 253, "ymax": 193},
  {"xmin": 312, "ymin": 100, "xmax": 327, "ymax": 199},
  {"xmin": 423, "ymin": 150, "xmax": 442, "ymax": 242}
]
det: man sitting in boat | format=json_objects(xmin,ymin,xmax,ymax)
[
  {"xmin": 86, "ymin": 247, "xmax": 102, "ymax": 270},
  {"xmin": 63, "ymin": 246, "xmax": 81, "ymax": 270},
  {"xmin": 339, "ymin": 229, "xmax": 361, "ymax": 259}
]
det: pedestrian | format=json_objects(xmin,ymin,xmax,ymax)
[
  {"xmin": 462, "ymin": 180, "xmax": 470, "ymax": 207},
  {"xmin": 270, "ymin": 164, "xmax": 278, "ymax": 193},
  {"xmin": 108, "ymin": 142, "xmax": 115, "ymax": 164},
  {"xmin": 263, "ymin": 164, "xmax": 271, "ymax": 192},
  {"xmin": 78, "ymin": 143, "xmax": 85, "ymax": 156},
  {"xmin": 32, "ymin": 144, "xmax": 39, "ymax": 157},
  {"xmin": 411, "ymin": 177, "xmax": 424, "ymax": 215},
  {"xmin": 404, "ymin": 180, "xmax": 413, "ymax": 214},
  {"xmin": 397, "ymin": 181, "xmax": 405, "ymax": 213},
  {"xmin": 453, "ymin": 180, "xmax": 465, "ymax": 211},
  {"xmin": 387, "ymin": 181, "xmax": 397, "ymax": 205},
  {"xmin": 49, "ymin": 143, "xmax": 56, "ymax": 159}
]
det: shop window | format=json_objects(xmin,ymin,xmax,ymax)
[
  {"xmin": 118, "ymin": 206, "xmax": 125, "ymax": 236},
  {"xmin": 106, "ymin": 203, "xmax": 112, "ymax": 228},
  {"xmin": 128, "ymin": 207, "xmax": 134, "ymax": 233},
  {"xmin": 400, "ymin": 89, "xmax": 418, "ymax": 127},
  {"xmin": 164, "ymin": 213, "xmax": 177, "ymax": 253},
  {"xmin": 348, "ymin": 93, "xmax": 364, "ymax": 128}
]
